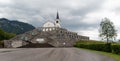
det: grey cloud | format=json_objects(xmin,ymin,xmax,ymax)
[
  {"xmin": 0, "ymin": 0, "xmax": 104, "ymax": 32},
  {"xmin": 61, "ymin": 17, "xmax": 100, "ymax": 31},
  {"xmin": 70, "ymin": 0, "xmax": 104, "ymax": 16}
]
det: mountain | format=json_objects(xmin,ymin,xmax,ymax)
[{"xmin": 0, "ymin": 18, "xmax": 35, "ymax": 34}]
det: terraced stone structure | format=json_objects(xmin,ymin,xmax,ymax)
[{"xmin": 4, "ymin": 12, "xmax": 89, "ymax": 48}]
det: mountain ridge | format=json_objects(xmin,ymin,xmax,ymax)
[{"xmin": 0, "ymin": 18, "xmax": 35, "ymax": 34}]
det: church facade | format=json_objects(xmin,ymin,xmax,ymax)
[{"xmin": 4, "ymin": 12, "xmax": 89, "ymax": 48}]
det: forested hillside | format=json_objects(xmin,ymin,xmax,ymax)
[
  {"xmin": 0, "ymin": 18, "xmax": 35, "ymax": 34},
  {"xmin": 0, "ymin": 29, "xmax": 15, "ymax": 41}
]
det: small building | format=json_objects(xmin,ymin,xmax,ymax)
[{"xmin": 4, "ymin": 12, "xmax": 89, "ymax": 48}]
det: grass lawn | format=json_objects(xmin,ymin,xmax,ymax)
[{"xmin": 79, "ymin": 48, "xmax": 120, "ymax": 61}]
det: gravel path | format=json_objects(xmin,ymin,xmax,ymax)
[{"xmin": 0, "ymin": 48, "xmax": 117, "ymax": 61}]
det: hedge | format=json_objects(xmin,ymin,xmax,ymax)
[
  {"xmin": 75, "ymin": 43, "xmax": 112, "ymax": 52},
  {"xmin": 0, "ymin": 41, "xmax": 4, "ymax": 48},
  {"xmin": 112, "ymin": 45, "xmax": 120, "ymax": 55},
  {"xmin": 75, "ymin": 43, "xmax": 120, "ymax": 55}
]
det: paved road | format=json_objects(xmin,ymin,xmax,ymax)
[{"xmin": 0, "ymin": 48, "xmax": 117, "ymax": 61}]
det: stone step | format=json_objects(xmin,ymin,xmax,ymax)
[{"xmin": 18, "ymin": 43, "xmax": 54, "ymax": 48}]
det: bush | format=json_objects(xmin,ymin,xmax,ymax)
[
  {"xmin": 75, "ymin": 43, "xmax": 112, "ymax": 52},
  {"xmin": 0, "ymin": 29, "xmax": 16, "ymax": 41},
  {"xmin": 104, "ymin": 43, "xmax": 112, "ymax": 52},
  {"xmin": 0, "ymin": 41, "xmax": 4, "ymax": 48},
  {"xmin": 75, "ymin": 41, "xmax": 120, "ymax": 55},
  {"xmin": 112, "ymin": 45, "xmax": 120, "ymax": 55}
]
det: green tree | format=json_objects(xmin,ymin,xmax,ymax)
[
  {"xmin": 99, "ymin": 17, "xmax": 117, "ymax": 43},
  {"xmin": 0, "ymin": 29, "xmax": 5, "ymax": 40},
  {"xmin": 0, "ymin": 29, "xmax": 16, "ymax": 41}
]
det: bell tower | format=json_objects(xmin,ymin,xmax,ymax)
[
  {"xmin": 56, "ymin": 11, "xmax": 59, "ymax": 19},
  {"xmin": 55, "ymin": 12, "xmax": 61, "ymax": 27}
]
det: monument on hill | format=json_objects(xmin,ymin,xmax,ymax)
[{"xmin": 4, "ymin": 12, "xmax": 89, "ymax": 48}]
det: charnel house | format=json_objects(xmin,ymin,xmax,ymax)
[{"xmin": 4, "ymin": 12, "xmax": 89, "ymax": 48}]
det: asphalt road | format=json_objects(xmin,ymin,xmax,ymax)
[{"xmin": 0, "ymin": 48, "xmax": 117, "ymax": 61}]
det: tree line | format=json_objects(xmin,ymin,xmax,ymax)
[{"xmin": 0, "ymin": 29, "xmax": 16, "ymax": 41}]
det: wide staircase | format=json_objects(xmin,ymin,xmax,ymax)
[
  {"xmin": 20, "ymin": 30, "xmax": 58, "ymax": 48},
  {"xmin": 18, "ymin": 43, "xmax": 54, "ymax": 48}
]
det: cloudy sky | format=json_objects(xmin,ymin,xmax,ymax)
[{"xmin": 0, "ymin": 0, "xmax": 120, "ymax": 40}]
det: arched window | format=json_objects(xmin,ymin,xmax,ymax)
[
  {"xmin": 60, "ymin": 31, "xmax": 62, "ymax": 33},
  {"xmin": 46, "ymin": 28, "xmax": 48, "ymax": 31},
  {"xmin": 49, "ymin": 28, "xmax": 52, "ymax": 31},
  {"xmin": 53, "ymin": 28, "xmax": 55, "ymax": 30},
  {"xmin": 43, "ymin": 29, "xmax": 45, "ymax": 31}
]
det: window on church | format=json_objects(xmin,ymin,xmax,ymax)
[
  {"xmin": 49, "ymin": 28, "xmax": 52, "ymax": 31},
  {"xmin": 56, "ymin": 21, "xmax": 59, "ymax": 23},
  {"xmin": 43, "ymin": 29, "xmax": 45, "ymax": 31},
  {"xmin": 52, "ymin": 28, "xmax": 55, "ymax": 30},
  {"xmin": 60, "ymin": 31, "xmax": 62, "ymax": 33},
  {"xmin": 46, "ymin": 28, "xmax": 48, "ymax": 31}
]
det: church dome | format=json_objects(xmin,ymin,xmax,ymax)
[{"xmin": 43, "ymin": 21, "xmax": 55, "ymax": 27}]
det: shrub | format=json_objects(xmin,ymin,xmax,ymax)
[
  {"xmin": 75, "ymin": 40, "xmax": 120, "ymax": 54},
  {"xmin": 75, "ymin": 43, "xmax": 112, "ymax": 52},
  {"xmin": 112, "ymin": 45, "xmax": 120, "ymax": 55},
  {"xmin": 104, "ymin": 43, "xmax": 112, "ymax": 52},
  {"xmin": 0, "ymin": 41, "xmax": 4, "ymax": 48}
]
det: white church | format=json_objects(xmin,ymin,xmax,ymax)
[{"xmin": 42, "ymin": 12, "xmax": 61, "ymax": 31}]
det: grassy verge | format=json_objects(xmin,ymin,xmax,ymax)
[{"xmin": 79, "ymin": 48, "xmax": 120, "ymax": 61}]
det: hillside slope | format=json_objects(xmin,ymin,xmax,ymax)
[{"xmin": 0, "ymin": 18, "xmax": 35, "ymax": 34}]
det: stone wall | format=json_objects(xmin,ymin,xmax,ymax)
[{"xmin": 4, "ymin": 27, "xmax": 89, "ymax": 48}]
